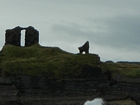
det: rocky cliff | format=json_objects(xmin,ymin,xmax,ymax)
[
  {"xmin": 0, "ymin": 74, "xmax": 138, "ymax": 105},
  {"xmin": 0, "ymin": 44, "xmax": 139, "ymax": 105}
]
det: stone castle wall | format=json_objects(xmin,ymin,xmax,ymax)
[{"xmin": 5, "ymin": 26, "xmax": 39, "ymax": 47}]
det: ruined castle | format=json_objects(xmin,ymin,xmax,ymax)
[{"xmin": 5, "ymin": 26, "xmax": 39, "ymax": 47}]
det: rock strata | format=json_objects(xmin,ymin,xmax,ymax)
[{"xmin": 0, "ymin": 72, "xmax": 139, "ymax": 105}]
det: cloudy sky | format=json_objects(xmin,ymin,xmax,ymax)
[{"xmin": 0, "ymin": 0, "xmax": 140, "ymax": 62}]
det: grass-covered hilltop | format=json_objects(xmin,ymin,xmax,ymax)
[
  {"xmin": 0, "ymin": 44, "xmax": 100, "ymax": 79},
  {"xmin": 3, "ymin": 26, "xmax": 140, "ymax": 81},
  {"xmin": 0, "ymin": 44, "xmax": 140, "ymax": 79},
  {"xmin": 0, "ymin": 44, "xmax": 140, "ymax": 105},
  {"xmin": 3, "ymin": 26, "xmax": 103, "ymax": 79}
]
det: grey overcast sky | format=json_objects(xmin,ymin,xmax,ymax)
[{"xmin": 0, "ymin": 0, "xmax": 140, "ymax": 62}]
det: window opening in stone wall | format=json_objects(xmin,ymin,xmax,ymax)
[{"xmin": 21, "ymin": 30, "xmax": 25, "ymax": 46}]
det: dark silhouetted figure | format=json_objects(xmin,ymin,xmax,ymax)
[
  {"xmin": 5, "ymin": 26, "xmax": 24, "ymax": 46},
  {"xmin": 78, "ymin": 41, "xmax": 89, "ymax": 54},
  {"xmin": 25, "ymin": 26, "xmax": 39, "ymax": 47}
]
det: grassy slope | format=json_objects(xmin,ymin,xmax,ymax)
[
  {"xmin": 0, "ymin": 44, "xmax": 100, "ymax": 79},
  {"xmin": 1, "ymin": 44, "xmax": 139, "ymax": 79},
  {"xmin": 102, "ymin": 62, "xmax": 140, "ymax": 78}
]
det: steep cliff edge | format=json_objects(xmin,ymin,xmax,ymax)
[{"xmin": 0, "ymin": 44, "xmax": 139, "ymax": 105}]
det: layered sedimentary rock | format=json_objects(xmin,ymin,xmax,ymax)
[{"xmin": 0, "ymin": 71, "xmax": 139, "ymax": 105}]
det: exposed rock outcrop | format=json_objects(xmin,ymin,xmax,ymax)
[{"xmin": 0, "ymin": 73, "xmax": 139, "ymax": 105}]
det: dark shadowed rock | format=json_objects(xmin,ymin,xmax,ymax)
[
  {"xmin": 80, "ymin": 64, "xmax": 103, "ymax": 78},
  {"xmin": 78, "ymin": 41, "xmax": 89, "ymax": 54},
  {"xmin": 25, "ymin": 26, "xmax": 39, "ymax": 47}
]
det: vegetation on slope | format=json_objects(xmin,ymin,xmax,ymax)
[
  {"xmin": 102, "ymin": 62, "xmax": 140, "ymax": 78},
  {"xmin": 0, "ymin": 44, "xmax": 139, "ymax": 79},
  {"xmin": 0, "ymin": 44, "xmax": 100, "ymax": 79}
]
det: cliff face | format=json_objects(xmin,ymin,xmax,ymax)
[
  {"xmin": 0, "ymin": 74, "xmax": 138, "ymax": 105},
  {"xmin": 0, "ymin": 45, "xmax": 139, "ymax": 105}
]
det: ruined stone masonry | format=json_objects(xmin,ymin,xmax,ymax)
[
  {"xmin": 25, "ymin": 26, "xmax": 39, "ymax": 46},
  {"xmin": 5, "ymin": 26, "xmax": 39, "ymax": 47},
  {"xmin": 78, "ymin": 41, "xmax": 89, "ymax": 54}
]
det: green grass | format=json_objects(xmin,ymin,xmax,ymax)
[
  {"xmin": 108, "ymin": 99, "xmax": 136, "ymax": 105},
  {"xmin": 2, "ymin": 44, "xmax": 140, "ymax": 78},
  {"xmin": 102, "ymin": 62, "xmax": 140, "ymax": 78},
  {"xmin": 118, "ymin": 63, "xmax": 140, "ymax": 77},
  {"xmin": 0, "ymin": 44, "xmax": 100, "ymax": 79}
]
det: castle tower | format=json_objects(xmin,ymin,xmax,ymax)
[
  {"xmin": 5, "ymin": 26, "xmax": 23, "ymax": 46},
  {"xmin": 25, "ymin": 26, "xmax": 39, "ymax": 47}
]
